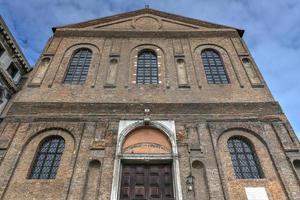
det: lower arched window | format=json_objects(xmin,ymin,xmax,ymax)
[
  {"xmin": 227, "ymin": 136, "xmax": 263, "ymax": 179},
  {"xmin": 29, "ymin": 136, "xmax": 65, "ymax": 179}
]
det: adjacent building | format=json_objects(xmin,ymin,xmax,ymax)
[
  {"xmin": 0, "ymin": 16, "xmax": 31, "ymax": 116},
  {"xmin": 0, "ymin": 8, "xmax": 299, "ymax": 200}
]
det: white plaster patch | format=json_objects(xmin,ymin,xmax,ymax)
[{"xmin": 245, "ymin": 187, "xmax": 269, "ymax": 200}]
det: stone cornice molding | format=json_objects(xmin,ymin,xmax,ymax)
[
  {"xmin": 54, "ymin": 29, "xmax": 240, "ymax": 38},
  {"xmin": 7, "ymin": 102, "xmax": 282, "ymax": 117},
  {"xmin": 0, "ymin": 16, "xmax": 31, "ymax": 71}
]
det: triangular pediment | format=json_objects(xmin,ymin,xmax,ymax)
[
  {"xmin": 87, "ymin": 15, "xmax": 205, "ymax": 31},
  {"xmin": 53, "ymin": 8, "xmax": 243, "ymax": 36}
]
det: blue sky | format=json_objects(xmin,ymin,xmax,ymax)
[{"xmin": 0, "ymin": 0, "xmax": 299, "ymax": 138}]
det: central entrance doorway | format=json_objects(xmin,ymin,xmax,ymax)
[
  {"xmin": 111, "ymin": 122, "xmax": 183, "ymax": 200},
  {"xmin": 120, "ymin": 163, "xmax": 174, "ymax": 200}
]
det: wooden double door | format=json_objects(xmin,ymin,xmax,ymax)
[{"xmin": 120, "ymin": 164, "xmax": 175, "ymax": 200}]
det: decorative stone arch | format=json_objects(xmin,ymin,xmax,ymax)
[
  {"xmin": 111, "ymin": 120, "xmax": 183, "ymax": 200},
  {"xmin": 117, "ymin": 121, "xmax": 178, "ymax": 155},
  {"xmin": 193, "ymin": 44, "xmax": 238, "ymax": 86},
  {"xmin": 26, "ymin": 127, "xmax": 77, "ymax": 147},
  {"xmin": 129, "ymin": 44, "xmax": 165, "ymax": 87},
  {"xmin": 55, "ymin": 43, "xmax": 101, "ymax": 85},
  {"xmin": 217, "ymin": 128, "xmax": 287, "ymax": 200},
  {"xmin": 217, "ymin": 127, "xmax": 268, "ymax": 148}
]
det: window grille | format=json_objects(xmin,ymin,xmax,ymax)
[
  {"xmin": 29, "ymin": 136, "xmax": 65, "ymax": 179},
  {"xmin": 64, "ymin": 48, "xmax": 92, "ymax": 84},
  {"xmin": 201, "ymin": 49, "xmax": 229, "ymax": 84},
  {"xmin": 227, "ymin": 137, "xmax": 263, "ymax": 179},
  {"xmin": 136, "ymin": 50, "xmax": 158, "ymax": 84}
]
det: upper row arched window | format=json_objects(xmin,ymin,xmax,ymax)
[
  {"xmin": 62, "ymin": 48, "xmax": 230, "ymax": 85},
  {"xmin": 136, "ymin": 49, "xmax": 158, "ymax": 85},
  {"xmin": 64, "ymin": 48, "xmax": 92, "ymax": 84},
  {"xmin": 227, "ymin": 136, "xmax": 263, "ymax": 179},
  {"xmin": 29, "ymin": 136, "xmax": 65, "ymax": 179},
  {"xmin": 201, "ymin": 49, "xmax": 229, "ymax": 84}
]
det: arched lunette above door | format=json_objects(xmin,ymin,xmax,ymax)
[{"xmin": 122, "ymin": 127, "xmax": 172, "ymax": 154}]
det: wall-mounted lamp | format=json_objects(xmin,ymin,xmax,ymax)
[{"xmin": 186, "ymin": 174, "xmax": 194, "ymax": 191}]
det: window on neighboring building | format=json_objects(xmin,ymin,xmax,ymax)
[
  {"xmin": 136, "ymin": 49, "xmax": 158, "ymax": 85},
  {"xmin": 64, "ymin": 48, "xmax": 92, "ymax": 84},
  {"xmin": 227, "ymin": 136, "xmax": 263, "ymax": 179},
  {"xmin": 201, "ymin": 49, "xmax": 229, "ymax": 84},
  {"xmin": 29, "ymin": 136, "xmax": 65, "ymax": 179},
  {"xmin": 0, "ymin": 43, "xmax": 4, "ymax": 57},
  {"xmin": 0, "ymin": 86, "xmax": 5, "ymax": 104},
  {"xmin": 7, "ymin": 62, "xmax": 19, "ymax": 79},
  {"xmin": 293, "ymin": 160, "xmax": 300, "ymax": 179}
]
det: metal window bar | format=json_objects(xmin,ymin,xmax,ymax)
[
  {"xmin": 201, "ymin": 49, "xmax": 229, "ymax": 84},
  {"xmin": 227, "ymin": 137, "xmax": 263, "ymax": 179},
  {"xmin": 136, "ymin": 50, "xmax": 158, "ymax": 84},
  {"xmin": 29, "ymin": 136, "xmax": 65, "ymax": 179},
  {"xmin": 64, "ymin": 48, "xmax": 92, "ymax": 84}
]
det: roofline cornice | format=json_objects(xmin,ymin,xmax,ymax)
[
  {"xmin": 53, "ymin": 29, "xmax": 241, "ymax": 38},
  {"xmin": 0, "ymin": 16, "xmax": 31, "ymax": 71}
]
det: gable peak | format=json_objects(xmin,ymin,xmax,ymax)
[{"xmin": 52, "ymin": 8, "xmax": 244, "ymax": 36}]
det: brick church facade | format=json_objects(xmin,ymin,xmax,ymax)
[{"xmin": 0, "ymin": 8, "xmax": 299, "ymax": 200}]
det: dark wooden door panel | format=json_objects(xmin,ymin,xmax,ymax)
[{"xmin": 120, "ymin": 164, "xmax": 174, "ymax": 200}]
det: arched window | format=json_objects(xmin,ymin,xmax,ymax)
[
  {"xmin": 201, "ymin": 49, "xmax": 229, "ymax": 84},
  {"xmin": 64, "ymin": 48, "xmax": 92, "ymax": 84},
  {"xmin": 29, "ymin": 136, "xmax": 65, "ymax": 179},
  {"xmin": 136, "ymin": 50, "xmax": 158, "ymax": 84},
  {"xmin": 227, "ymin": 136, "xmax": 263, "ymax": 179}
]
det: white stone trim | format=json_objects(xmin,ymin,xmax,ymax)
[{"xmin": 110, "ymin": 120, "xmax": 183, "ymax": 200}]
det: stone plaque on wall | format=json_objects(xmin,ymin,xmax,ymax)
[{"xmin": 245, "ymin": 187, "xmax": 269, "ymax": 200}]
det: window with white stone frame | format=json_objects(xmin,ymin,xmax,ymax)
[
  {"xmin": 293, "ymin": 160, "xmax": 300, "ymax": 179},
  {"xmin": 0, "ymin": 86, "xmax": 5, "ymax": 104},
  {"xmin": 7, "ymin": 62, "xmax": 19, "ymax": 79},
  {"xmin": 0, "ymin": 43, "xmax": 4, "ymax": 57}
]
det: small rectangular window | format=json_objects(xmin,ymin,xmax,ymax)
[
  {"xmin": 0, "ymin": 44, "xmax": 4, "ymax": 57},
  {"xmin": 7, "ymin": 62, "xmax": 19, "ymax": 79}
]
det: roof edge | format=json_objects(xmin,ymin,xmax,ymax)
[{"xmin": 52, "ymin": 8, "xmax": 244, "ymax": 37}]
